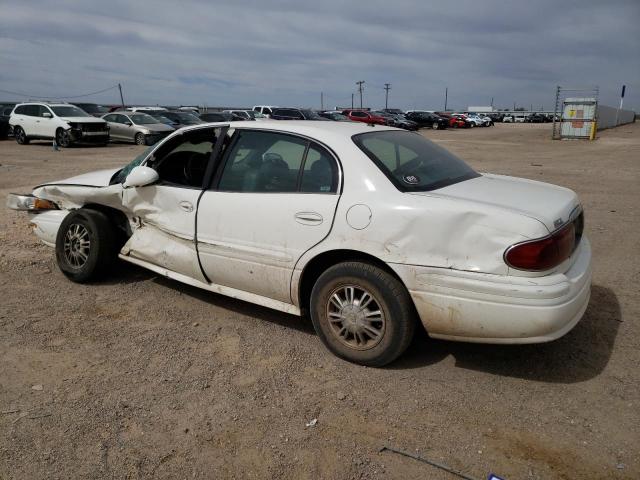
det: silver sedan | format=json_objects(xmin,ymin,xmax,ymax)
[{"xmin": 101, "ymin": 112, "xmax": 174, "ymax": 145}]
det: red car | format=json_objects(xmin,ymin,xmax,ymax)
[
  {"xmin": 435, "ymin": 112, "xmax": 469, "ymax": 128},
  {"xmin": 342, "ymin": 109, "xmax": 388, "ymax": 125}
]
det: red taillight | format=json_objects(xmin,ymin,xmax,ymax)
[{"xmin": 505, "ymin": 222, "xmax": 577, "ymax": 271}]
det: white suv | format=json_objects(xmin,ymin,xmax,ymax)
[
  {"xmin": 10, "ymin": 103, "xmax": 110, "ymax": 147},
  {"xmin": 252, "ymin": 105, "xmax": 278, "ymax": 118}
]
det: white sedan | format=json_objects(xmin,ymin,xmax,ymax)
[{"xmin": 7, "ymin": 121, "xmax": 591, "ymax": 366}]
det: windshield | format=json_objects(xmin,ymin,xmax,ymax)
[
  {"xmin": 173, "ymin": 112, "xmax": 202, "ymax": 124},
  {"xmin": 51, "ymin": 106, "xmax": 91, "ymax": 117},
  {"xmin": 353, "ymin": 130, "xmax": 479, "ymax": 192},
  {"xmin": 252, "ymin": 111, "xmax": 266, "ymax": 118},
  {"xmin": 301, "ymin": 109, "xmax": 324, "ymax": 120},
  {"xmin": 130, "ymin": 114, "xmax": 160, "ymax": 125},
  {"xmin": 152, "ymin": 115, "xmax": 173, "ymax": 124},
  {"xmin": 111, "ymin": 145, "xmax": 156, "ymax": 184}
]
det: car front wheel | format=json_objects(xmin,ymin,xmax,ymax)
[
  {"xmin": 56, "ymin": 128, "xmax": 72, "ymax": 147},
  {"xmin": 14, "ymin": 126, "xmax": 30, "ymax": 145},
  {"xmin": 55, "ymin": 209, "xmax": 116, "ymax": 283},
  {"xmin": 134, "ymin": 133, "xmax": 146, "ymax": 145},
  {"xmin": 310, "ymin": 262, "xmax": 416, "ymax": 367}
]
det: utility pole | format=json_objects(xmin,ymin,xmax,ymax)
[
  {"xmin": 615, "ymin": 85, "xmax": 626, "ymax": 126},
  {"xmin": 118, "ymin": 83, "xmax": 125, "ymax": 109},
  {"xmin": 384, "ymin": 83, "xmax": 391, "ymax": 109},
  {"xmin": 356, "ymin": 81, "xmax": 365, "ymax": 108},
  {"xmin": 320, "ymin": 92, "xmax": 324, "ymax": 110},
  {"xmin": 351, "ymin": 93, "xmax": 354, "ymax": 109},
  {"xmin": 444, "ymin": 87, "xmax": 448, "ymax": 111},
  {"xmin": 490, "ymin": 97, "xmax": 494, "ymax": 107}
]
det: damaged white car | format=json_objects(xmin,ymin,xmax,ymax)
[{"xmin": 7, "ymin": 121, "xmax": 591, "ymax": 366}]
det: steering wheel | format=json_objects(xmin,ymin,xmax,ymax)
[{"xmin": 184, "ymin": 152, "xmax": 208, "ymax": 186}]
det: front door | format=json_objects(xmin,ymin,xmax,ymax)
[
  {"xmin": 120, "ymin": 126, "xmax": 224, "ymax": 281},
  {"xmin": 197, "ymin": 129, "xmax": 341, "ymax": 304}
]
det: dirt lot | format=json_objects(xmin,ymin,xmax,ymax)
[{"xmin": 1, "ymin": 123, "xmax": 639, "ymax": 479}]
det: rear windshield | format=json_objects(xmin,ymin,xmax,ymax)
[{"xmin": 352, "ymin": 130, "xmax": 479, "ymax": 191}]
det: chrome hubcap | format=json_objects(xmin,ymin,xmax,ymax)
[
  {"xmin": 326, "ymin": 285, "xmax": 385, "ymax": 350},
  {"xmin": 63, "ymin": 223, "xmax": 90, "ymax": 268}
]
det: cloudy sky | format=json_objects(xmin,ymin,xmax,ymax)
[{"xmin": 1, "ymin": 0, "xmax": 638, "ymax": 111}]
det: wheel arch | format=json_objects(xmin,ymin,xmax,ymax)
[
  {"xmin": 80, "ymin": 203, "xmax": 131, "ymax": 247},
  {"xmin": 297, "ymin": 249, "xmax": 410, "ymax": 314}
]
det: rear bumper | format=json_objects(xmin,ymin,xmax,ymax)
[{"xmin": 390, "ymin": 238, "xmax": 592, "ymax": 344}]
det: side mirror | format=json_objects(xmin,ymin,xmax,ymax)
[
  {"xmin": 42, "ymin": 112, "xmax": 52, "ymax": 118},
  {"xmin": 125, "ymin": 121, "xmax": 132, "ymax": 126},
  {"xmin": 123, "ymin": 166, "xmax": 159, "ymax": 188}
]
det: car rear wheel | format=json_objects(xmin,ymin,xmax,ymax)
[
  {"xmin": 55, "ymin": 209, "xmax": 117, "ymax": 283},
  {"xmin": 135, "ymin": 133, "xmax": 146, "ymax": 145},
  {"xmin": 310, "ymin": 262, "xmax": 416, "ymax": 367},
  {"xmin": 56, "ymin": 128, "xmax": 71, "ymax": 147},
  {"xmin": 432, "ymin": 122, "xmax": 439, "ymax": 130},
  {"xmin": 14, "ymin": 126, "xmax": 30, "ymax": 145}
]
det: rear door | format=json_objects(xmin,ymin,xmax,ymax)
[{"xmin": 196, "ymin": 129, "xmax": 341, "ymax": 303}]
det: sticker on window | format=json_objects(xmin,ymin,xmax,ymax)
[{"xmin": 403, "ymin": 174, "xmax": 420, "ymax": 185}]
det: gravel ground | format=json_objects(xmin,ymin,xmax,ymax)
[{"xmin": 1, "ymin": 123, "xmax": 639, "ymax": 479}]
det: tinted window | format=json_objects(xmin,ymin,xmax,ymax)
[
  {"xmin": 218, "ymin": 131, "xmax": 306, "ymax": 193},
  {"xmin": 24, "ymin": 105, "xmax": 40, "ymax": 116},
  {"xmin": 14, "ymin": 105, "xmax": 27, "ymax": 115},
  {"xmin": 300, "ymin": 145, "xmax": 338, "ymax": 193},
  {"xmin": 103, "ymin": 114, "xmax": 115, "ymax": 122},
  {"xmin": 353, "ymin": 130, "xmax": 479, "ymax": 192},
  {"xmin": 351, "ymin": 111, "xmax": 367, "ymax": 118}
]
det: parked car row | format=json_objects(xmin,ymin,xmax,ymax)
[{"xmin": 4, "ymin": 100, "xmax": 552, "ymax": 147}]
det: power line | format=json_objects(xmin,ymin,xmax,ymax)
[{"xmin": 0, "ymin": 84, "xmax": 120, "ymax": 100}]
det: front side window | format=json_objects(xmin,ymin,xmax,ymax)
[
  {"xmin": 353, "ymin": 130, "xmax": 479, "ymax": 192},
  {"xmin": 147, "ymin": 128, "xmax": 221, "ymax": 187}
]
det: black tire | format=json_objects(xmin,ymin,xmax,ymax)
[
  {"xmin": 56, "ymin": 128, "xmax": 72, "ymax": 147},
  {"xmin": 14, "ymin": 126, "xmax": 30, "ymax": 145},
  {"xmin": 432, "ymin": 122, "xmax": 439, "ymax": 130},
  {"xmin": 134, "ymin": 133, "xmax": 146, "ymax": 145},
  {"xmin": 310, "ymin": 262, "xmax": 416, "ymax": 367},
  {"xmin": 55, "ymin": 209, "xmax": 117, "ymax": 283}
]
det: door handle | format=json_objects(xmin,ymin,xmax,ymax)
[
  {"xmin": 294, "ymin": 211, "xmax": 323, "ymax": 225},
  {"xmin": 179, "ymin": 201, "xmax": 194, "ymax": 212}
]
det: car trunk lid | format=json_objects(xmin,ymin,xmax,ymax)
[{"xmin": 410, "ymin": 173, "xmax": 580, "ymax": 233}]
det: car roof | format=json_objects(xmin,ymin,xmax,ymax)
[
  {"xmin": 16, "ymin": 102, "xmax": 68, "ymax": 107},
  {"xmin": 182, "ymin": 120, "xmax": 397, "ymax": 143}
]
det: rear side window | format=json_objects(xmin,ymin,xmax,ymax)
[
  {"xmin": 217, "ymin": 131, "xmax": 338, "ymax": 194},
  {"xmin": 14, "ymin": 105, "xmax": 27, "ymax": 115},
  {"xmin": 218, "ymin": 131, "xmax": 306, "ymax": 192},
  {"xmin": 300, "ymin": 145, "xmax": 338, "ymax": 193},
  {"xmin": 353, "ymin": 130, "xmax": 479, "ymax": 192}
]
